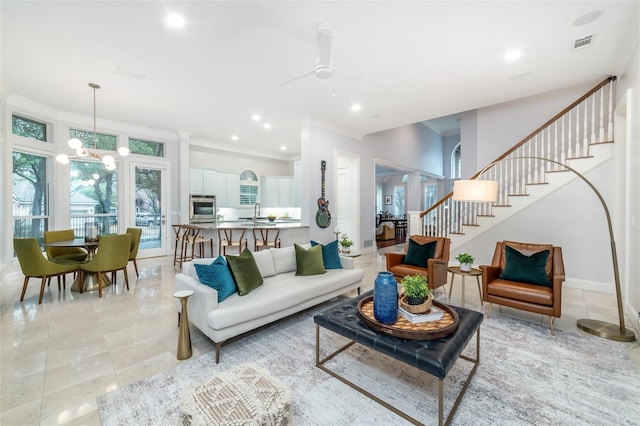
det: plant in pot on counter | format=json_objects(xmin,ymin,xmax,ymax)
[
  {"xmin": 456, "ymin": 253, "xmax": 475, "ymax": 272},
  {"xmin": 400, "ymin": 274, "xmax": 432, "ymax": 305},
  {"xmin": 339, "ymin": 236, "xmax": 354, "ymax": 253}
]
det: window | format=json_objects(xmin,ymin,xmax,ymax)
[
  {"xmin": 451, "ymin": 142, "xmax": 461, "ymax": 179},
  {"xmin": 70, "ymin": 128, "xmax": 117, "ymax": 151},
  {"xmin": 69, "ymin": 160, "xmax": 118, "ymax": 238},
  {"xmin": 13, "ymin": 151, "xmax": 49, "ymax": 244},
  {"xmin": 239, "ymin": 170, "xmax": 259, "ymax": 205},
  {"xmin": 393, "ymin": 185, "xmax": 405, "ymax": 216},
  {"xmin": 129, "ymin": 138, "xmax": 165, "ymax": 157},
  {"xmin": 12, "ymin": 114, "xmax": 47, "ymax": 141},
  {"xmin": 424, "ymin": 183, "xmax": 437, "ymax": 210}
]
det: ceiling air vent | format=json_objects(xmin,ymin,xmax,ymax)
[{"xmin": 573, "ymin": 35, "xmax": 594, "ymax": 50}]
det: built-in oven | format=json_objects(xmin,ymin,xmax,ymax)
[{"xmin": 189, "ymin": 194, "xmax": 216, "ymax": 223}]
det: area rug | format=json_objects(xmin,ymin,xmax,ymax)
[{"xmin": 97, "ymin": 299, "xmax": 640, "ymax": 425}]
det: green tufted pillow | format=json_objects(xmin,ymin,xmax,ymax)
[
  {"xmin": 500, "ymin": 245, "xmax": 551, "ymax": 287},
  {"xmin": 226, "ymin": 248, "xmax": 263, "ymax": 295},
  {"xmin": 294, "ymin": 243, "xmax": 327, "ymax": 276},
  {"xmin": 404, "ymin": 239, "xmax": 437, "ymax": 268}
]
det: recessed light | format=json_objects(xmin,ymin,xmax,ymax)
[
  {"xmin": 504, "ymin": 49, "xmax": 522, "ymax": 62},
  {"xmin": 350, "ymin": 104, "xmax": 362, "ymax": 112},
  {"xmin": 280, "ymin": 146, "xmax": 287, "ymax": 151},
  {"xmin": 166, "ymin": 13, "xmax": 185, "ymax": 28},
  {"xmin": 251, "ymin": 114, "xmax": 261, "ymax": 121},
  {"xmin": 231, "ymin": 135, "xmax": 239, "ymax": 141},
  {"xmin": 263, "ymin": 123, "xmax": 272, "ymax": 130}
]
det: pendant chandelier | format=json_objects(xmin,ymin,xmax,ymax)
[{"xmin": 56, "ymin": 83, "xmax": 129, "ymax": 170}]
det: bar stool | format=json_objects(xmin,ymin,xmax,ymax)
[
  {"xmin": 172, "ymin": 224, "xmax": 190, "ymax": 267},
  {"xmin": 253, "ymin": 227, "xmax": 281, "ymax": 251},
  {"xmin": 218, "ymin": 228, "xmax": 247, "ymax": 255},
  {"xmin": 182, "ymin": 225, "xmax": 214, "ymax": 262}
]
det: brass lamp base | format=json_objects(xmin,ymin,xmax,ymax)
[{"xmin": 577, "ymin": 319, "xmax": 635, "ymax": 342}]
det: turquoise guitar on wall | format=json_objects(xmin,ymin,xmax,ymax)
[{"xmin": 316, "ymin": 160, "xmax": 331, "ymax": 228}]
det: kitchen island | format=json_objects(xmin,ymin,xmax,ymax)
[{"xmin": 188, "ymin": 220, "xmax": 309, "ymax": 257}]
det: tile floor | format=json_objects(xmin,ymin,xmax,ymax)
[{"xmin": 1, "ymin": 245, "xmax": 638, "ymax": 425}]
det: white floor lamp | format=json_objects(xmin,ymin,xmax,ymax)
[{"xmin": 453, "ymin": 156, "xmax": 635, "ymax": 342}]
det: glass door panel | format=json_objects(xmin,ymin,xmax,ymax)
[{"xmin": 132, "ymin": 164, "xmax": 167, "ymax": 257}]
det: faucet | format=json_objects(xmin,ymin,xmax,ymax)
[{"xmin": 254, "ymin": 202, "xmax": 261, "ymax": 225}]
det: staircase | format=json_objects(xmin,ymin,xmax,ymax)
[{"xmin": 418, "ymin": 76, "xmax": 617, "ymax": 252}]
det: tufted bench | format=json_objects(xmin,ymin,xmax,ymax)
[{"xmin": 314, "ymin": 290, "xmax": 483, "ymax": 425}]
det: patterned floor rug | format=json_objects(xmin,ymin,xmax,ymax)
[{"xmin": 97, "ymin": 299, "xmax": 640, "ymax": 425}]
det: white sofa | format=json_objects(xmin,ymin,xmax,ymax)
[{"xmin": 174, "ymin": 245, "xmax": 364, "ymax": 363}]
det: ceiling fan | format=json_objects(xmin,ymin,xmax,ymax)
[{"xmin": 280, "ymin": 22, "xmax": 357, "ymax": 86}]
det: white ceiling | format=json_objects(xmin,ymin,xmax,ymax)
[{"xmin": 3, "ymin": 1, "xmax": 637, "ymax": 160}]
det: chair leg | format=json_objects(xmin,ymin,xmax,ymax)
[
  {"xmin": 57, "ymin": 276, "xmax": 61, "ymax": 291},
  {"xmin": 133, "ymin": 258, "xmax": 139, "ymax": 277},
  {"xmin": 549, "ymin": 317, "xmax": 555, "ymax": 336},
  {"xmin": 20, "ymin": 276, "xmax": 29, "ymax": 302},
  {"xmin": 123, "ymin": 266, "xmax": 129, "ymax": 291},
  {"xmin": 79, "ymin": 270, "xmax": 85, "ymax": 293},
  {"xmin": 39, "ymin": 277, "xmax": 47, "ymax": 304},
  {"xmin": 97, "ymin": 272, "xmax": 103, "ymax": 298},
  {"xmin": 112, "ymin": 271, "xmax": 117, "ymax": 286},
  {"xmin": 487, "ymin": 303, "xmax": 493, "ymax": 318}
]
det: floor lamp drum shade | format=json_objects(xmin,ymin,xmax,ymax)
[{"xmin": 453, "ymin": 180, "xmax": 499, "ymax": 203}]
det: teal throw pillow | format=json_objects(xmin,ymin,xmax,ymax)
[
  {"xmin": 500, "ymin": 245, "xmax": 550, "ymax": 287},
  {"xmin": 310, "ymin": 240, "xmax": 342, "ymax": 269},
  {"xmin": 194, "ymin": 256, "xmax": 237, "ymax": 302},
  {"xmin": 226, "ymin": 248, "xmax": 264, "ymax": 295},
  {"xmin": 295, "ymin": 243, "xmax": 327, "ymax": 276},
  {"xmin": 404, "ymin": 239, "xmax": 437, "ymax": 268}
]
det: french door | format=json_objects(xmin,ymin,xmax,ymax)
[{"xmin": 129, "ymin": 162, "xmax": 168, "ymax": 257}]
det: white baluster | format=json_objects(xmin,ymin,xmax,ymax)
[
  {"xmin": 607, "ymin": 81, "xmax": 614, "ymax": 140},
  {"xmin": 599, "ymin": 86, "xmax": 605, "ymax": 142},
  {"xmin": 534, "ymin": 134, "xmax": 539, "ymax": 183},
  {"xmin": 554, "ymin": 120, "xmax": 559, "ymax": 170},
  {"xmin": 575, "ymin": 105, "xmax": 581, "ymax": 157},
  {"xmin": 567, "ymin": 110, "xmax": 573, "ymax": 159},
  {"xmin": 591, "ymin": 93, "xmax": 596, "ymax": 144},
  {"xmin": 583, "ymin": 99, "xmax": 589, "ymax": 152}
]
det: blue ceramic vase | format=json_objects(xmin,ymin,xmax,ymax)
[{"xmin": 373, "ymin": 272, "xmax": 398, "ymax": 324}]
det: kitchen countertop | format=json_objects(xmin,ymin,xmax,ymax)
[{"xmin": 192, "ymin": 220, "xmax": 307, "ymax": 230}]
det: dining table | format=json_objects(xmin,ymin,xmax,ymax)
[{"xmin": 44, "ymin": 238, "xmax": 108, "ymax": 292}]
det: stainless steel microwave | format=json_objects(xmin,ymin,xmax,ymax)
[{"xmin": 189, "ymin": 194, "xmax": 216, "ymax": 223}]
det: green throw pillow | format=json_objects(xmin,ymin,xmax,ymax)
[
  {"xmin": 500, "ymin": 245, "xmax": 550, "ymax": 287},
  {"xmin": 404, "ymin": 239, "xmax": 437, "ymax": 268},
  {"xmin": 294, "ymin": 243, "xmax": 327, "ymax": 276},
  {"xmin": 226, "ymin": 248, "xmax": 264, "ymax": 295}
]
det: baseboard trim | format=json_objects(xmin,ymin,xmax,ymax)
[{"xmin": 564, "ymin": 277, "xmax": 614, "ymax": 294}]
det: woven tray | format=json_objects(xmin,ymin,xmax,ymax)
[{"xmin": 357, "ymin": 295, "xmax": 459, "ymax": 340}]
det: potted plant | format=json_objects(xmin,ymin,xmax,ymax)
[
  {"xmin": 339, "ymin": 236, "xmax": 354, "ymax": 253},
  {"xmin": 456, "ymin": 253, "xmax": 475, "ymax": 272},
  {"xmin": 400, "ymin": 274, "xmax": 433, "ymax": 312}
]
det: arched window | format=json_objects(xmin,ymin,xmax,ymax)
[
  {"xmin": 239, "ymin": 169, "xmax": 259, "ymax": 205},
  {"xmin": 451, "ymin": 142, "xmax": 461, "ymax": 179}
]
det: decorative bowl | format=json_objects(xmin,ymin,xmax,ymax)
[
  {"xmin": 399, "ymin": 293, "xmax": 433, "ymax": 314},
  {"xmin": 267, "ymin": 216, "xmax": 276, "ymax": 222}
]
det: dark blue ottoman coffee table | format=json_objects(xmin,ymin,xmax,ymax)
[{"xmin": 314, "ymin": 290, "xmax": 483, "ymax": 426}]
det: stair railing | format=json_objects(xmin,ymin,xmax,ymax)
[{"xmin": 421, "ymin": 76, "xmax": 616, "ymax": 237}]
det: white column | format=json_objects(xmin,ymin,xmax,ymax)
[
  {"xmin": 407, "ymin": 211, "xmax": 422, "ymax": 237},
  {"xmin": 178, "ymin": 130, "xmax": 192, "ymax": 224}
]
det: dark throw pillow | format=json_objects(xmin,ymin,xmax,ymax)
[
  {"xmin": 295, "ymin": 243, "xmax": 327, "ymax": 276},
  {"xmin": 310, "ymin": 240, "xmax": 343, "ymax": 269},
  {"xmin": 403, "ymin": 239, "xmax": 437, "ymax": 268},
  {"xmin": 500, "ymin": 245, "xmax": 551, "ymax": 287},
  {"xmin": 194, "ymin": 256, "xmax": 238, "ymax": 302},
  {"xmin": 226, "ymin": 248, "xmax": 264, "ymax": 296}
]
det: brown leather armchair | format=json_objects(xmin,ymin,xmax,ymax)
[
  {"xmin": 384, "ymin": 235, "xmax": 450, "ymax": 290},
  {"xmin": 481, "ymin": 240, "xmax": 565, "ymax": 335}
]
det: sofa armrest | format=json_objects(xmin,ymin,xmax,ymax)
[
  {"xmin": 175, "ymin": 273, "xmax": 219, "ymax": 333},
  {"xmin": 339, "ymin": 255, "xmax": 355, "ymax": 270},
  {"xmin": 427, "ymin": 258, "xmax": 449, "ymax": 289},
  {"xmin": 384, "ymin": 252, "xmax": 405, "ymax": 270},
  {"xmin": 480, "ymin": 265, "xmax": 500, "ymax": 299}
]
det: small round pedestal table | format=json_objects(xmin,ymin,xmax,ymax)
[
  {"xmin": 447, "ymin": 266, "xmax": 483, "ymax": 308},
  {"xmin": 173, "ymin": 290, "xmax": 195, "ymax": 360}
]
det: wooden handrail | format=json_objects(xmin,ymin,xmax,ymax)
[{"xmin": 419, "ymin": 75, "xmax": 616, "ymax": 219}]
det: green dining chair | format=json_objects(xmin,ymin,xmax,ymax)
[
  {"xmin": 126, "ymin": 227, "xmax": 142, "ymax": 277},
  {"xmin": 44, "ymin": 229, "xmax": 88, "ymax": 262},
  {"xmin": 14, "ymin": 238, "xmax": 80, "ymax": 304},
  {"xmin": 79, "ymin": 233, "xmax": 131, "ymax": 297}
]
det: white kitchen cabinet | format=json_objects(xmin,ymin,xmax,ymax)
[
  {"xmin": 216, "ymin": 172, "xmax": 240, "ymax": 207},
  {"xmin": 190, "ymin": 168, "xmax": 217, "ymax": 195},
  {"xmin": 261, "ymin": 176, "xmax": 294, "ymax": 207}
]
